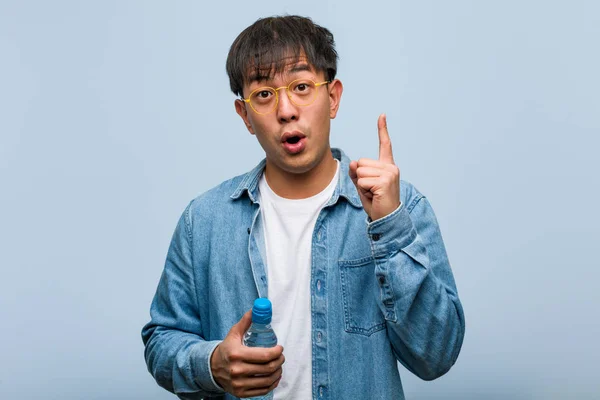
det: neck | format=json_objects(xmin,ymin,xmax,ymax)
[{"xmin": 263, "ymin": 152, "xmax": 337, "ymax": 199}]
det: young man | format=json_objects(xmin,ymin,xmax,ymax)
[{"xmin": 142, "ymin": 15, "xmax": 465, "ymax": 400}]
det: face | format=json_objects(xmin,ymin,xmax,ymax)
[{"xmin": 235, "ymin": 59, "xmax": 343, "ymax": 177}]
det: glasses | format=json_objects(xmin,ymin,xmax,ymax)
[{"xmin": 242, "ymin": 79, "xmax": 330, "ymax": 115}]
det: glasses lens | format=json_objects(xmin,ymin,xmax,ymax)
[
  {"xmin": 288, "ymin": 80, "xmax": 317, "ymax": 106},
  {"xmin": 250, "ymin": 88, "xmax": 277, "ymax": 114}
]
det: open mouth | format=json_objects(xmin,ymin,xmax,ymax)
[
  {"xmin": 286, "ymin": 136, "xmax": 301, "ymax": 144},
  {"xmin": 281, "ymin": 131, "xmax": 306, "ymax": 144},
  {"xmin": 281, "ymin": 132, "xmax": 306, "ymax": 154}
]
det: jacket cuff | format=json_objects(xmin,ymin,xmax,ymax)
[
  {"xmin": 190, "ymin": 340, "xmax": 225, "ymax": 394},
  {"xmin": 366, "ymin": 202, "xmax": 417, "ymax": 257}
]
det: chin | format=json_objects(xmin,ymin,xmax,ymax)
[
  {"xmin": 289, "ymin": 155, "xmax": 326, "ymax": 175},
  {"xmin": 282, "ymin": 161, "xmax": 315, "ymax": 175}
]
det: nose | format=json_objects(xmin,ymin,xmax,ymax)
[{"xmin": 276, "ymin": 89, "xmax": 298, "ymax": 123}]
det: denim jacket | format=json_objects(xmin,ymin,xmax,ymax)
[{"xmin": 142, "ymin": 148, "xmax": 465, "ymax": 399}]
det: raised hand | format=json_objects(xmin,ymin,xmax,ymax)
[
  {"xmin": 349, "ymin": 114, "xmax": 401, "ymax": 222},
  {"xmin": 210, "ymin": 310, "xmax": 285, "ymax": 398}
]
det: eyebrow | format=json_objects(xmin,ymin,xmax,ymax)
[
  {"xmin": 247, "ymin": 63, "xmax": 313, "ymax": 84},
  {"xmin": 288, "ymin": 63, "xmax": 312, "ymax": 74}
]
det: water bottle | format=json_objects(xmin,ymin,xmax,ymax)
[{"xmin": 242, "ymin": 298, "xmax": 278, "ymax": 400}]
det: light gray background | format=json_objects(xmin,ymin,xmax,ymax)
[{"xmin": 1, "ymin": 1, "xmax": 598, "ymax": 399}]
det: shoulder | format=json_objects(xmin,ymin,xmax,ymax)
[
  {"xmin": 400, "ymin": 179, "xmax": 427, "ymax": 213},
  {"xmin": 186, "ymin": 172, "xmax": 249, "ymax": 219}
]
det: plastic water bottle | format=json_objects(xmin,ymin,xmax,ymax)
[{"xmin": 242, "ymin": 298, "xmax": 278, "ymax": 400}]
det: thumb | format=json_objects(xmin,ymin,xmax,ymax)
[{"xmin": 230, "ymin": 309, "xmax": 253, "ymax": 338}]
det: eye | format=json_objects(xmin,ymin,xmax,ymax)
[
  {"xmin": 292, "ymin": 81, "xmax": 314, "ymax": 96},
  {"xmin": 251, "ymin": 88, "xmax": 275, "ymax": 104},
  {"xmin": 295, "ymin": 82, "xmax": 311, "ymax": 92},
  {"xmin": 256, "ymin": 90, "xmax": 273, "ymax": 99},
  {"xmin": 296, "ymin": 83, "xmax": 308, "ymax": 91}
]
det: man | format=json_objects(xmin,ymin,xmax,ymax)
[{"xmin": 142, "ymin": 15, "xmax": 465, "ymax": 400}]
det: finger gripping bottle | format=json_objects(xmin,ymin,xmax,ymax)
[{"xmin": 242, "ymin": 298, "xmax": 278, "ymax": 399}]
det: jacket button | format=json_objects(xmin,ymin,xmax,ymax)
[
  {"xmin": 372, "ymin": 233, "xmax": 381, "ymax": 241},
  {"xmin": 378, "ymin": 276, "xmax": 385, "ymax": 285}
]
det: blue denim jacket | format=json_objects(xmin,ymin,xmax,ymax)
[{"xmin": 142, "ymin": 148, "xmax": 465, "ymax": 399}]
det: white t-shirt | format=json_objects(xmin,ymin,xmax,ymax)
[{"xmin": 258, "ymin": 160, "xmax": 340, "ymax": 400}]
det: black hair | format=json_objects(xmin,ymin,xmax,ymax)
[{"xmin": 226, "ymin": 15, "xmax": 338, "ymax": 98}]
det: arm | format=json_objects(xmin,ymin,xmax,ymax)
[
  {"xmin": 141, "ymin": 204, "xmax": 224, "ymax": 398},
  {"xmin": 349, "ymin": 114, "xmax": 465, "ymax": 380},
  {"xmin": 141, "ymin": 204, "xmax": 284, "ymax": 398},
  {"xmin": 367, "ymin": 196, "xmax": 465, "ymax": 380}
]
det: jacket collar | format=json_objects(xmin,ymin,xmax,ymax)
[{"xmin": 230, "ymin": 148, "xmax": 362, "ymax": 209}]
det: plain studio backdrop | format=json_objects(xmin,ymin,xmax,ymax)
[{"xmin": 1, "ymin": 1, "xmax": 598, "ymax": 399}]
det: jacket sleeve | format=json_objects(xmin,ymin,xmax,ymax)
[
  {"xmin": 367, "ymin": 194, "xmax": 465, "ymax": 381},
  {"xmin": 141, "ymin": 204, "xmax": 225, "ymax": 398}
]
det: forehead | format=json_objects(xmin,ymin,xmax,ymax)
[{"xmin": 245, "ymin": 56, "xmax": 318, "ymax": 86}]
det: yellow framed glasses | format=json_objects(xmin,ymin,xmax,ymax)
[{"xmin": 243, "ymin": 79, "xmax": 330, "ymax": 115}]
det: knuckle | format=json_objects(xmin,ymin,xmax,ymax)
[
  {"xmin": 382, "ymin": 170, "xmax": 395, "ymax": 181},
  {"xmin": 259, "ymin": 351, "xmax": 271, "ymax": 363},
  {"xmin": 231, "ymin": 380, "xmax": 242, "ymax": 391},
  {"xmin": 229, "ymin": 349, "xmax": 242, "ymax": 361},
  {"xmin": 229, "ymin": 365, "xmax": 241, "ymax": 377},
  {"xmin": 271, "ymin": 376, "xmax": 282, "ymax": 389},
  {"xmin": 267, "ymin": 360, "xmax": 278, "ymax": 372}
]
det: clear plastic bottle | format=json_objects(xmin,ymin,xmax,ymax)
[{"xmin": 242, "ymin": 298, "xmax": 278, "ymax": 400}]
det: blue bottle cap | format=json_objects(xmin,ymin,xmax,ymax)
[{"xmin": 252, "ymin": 298, "xmax": 272, "ymax": 324}]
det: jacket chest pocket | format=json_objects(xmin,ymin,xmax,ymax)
[{"xmin": 339, "ymin": 256, "xmax": 386, "ymax": 336}]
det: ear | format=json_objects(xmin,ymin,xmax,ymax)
[
  {"xmin": 235, "ymin": 99, "xmax": 255, "ymax": 135},
  {"xmin": 327, "ymin": 79, "xmax": 343, "ymax": 119}
]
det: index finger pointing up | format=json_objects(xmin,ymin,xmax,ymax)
[{"xmin": 378, "ymin": 114, "xmax": 395, "ymax": 164}]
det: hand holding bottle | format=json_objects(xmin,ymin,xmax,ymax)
[{"xmin": 210, "ymin": 309, "xmax": 284, "ymax": 398}]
